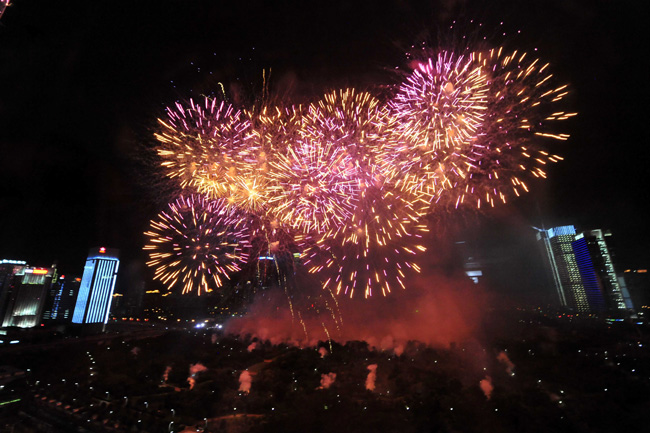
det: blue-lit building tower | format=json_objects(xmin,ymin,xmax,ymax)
[
  {"xmin": 535, "ymin": 226, "xmax": 590, "ymax": 312},
  {"xmin": 582, "ymin": 230, "xmax": 629, "ymax": 311},
  {"xmin": 571, "ymin": 235, "xmax": 607, "ymax": 312},
  {"xmin": 72, "ymin": 247, "xmax": 120, "ymax": 330}
]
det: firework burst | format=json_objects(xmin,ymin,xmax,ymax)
[
  {"xmin": 266, "ymin": 134, "xmax": 359, "ymax": 234},
  {"xmin": 383, "ymin": 51, "xmax": 489, "ymax": 203},
  {"xmin": 144, "ymin": 195, "xmax": 250, "ymax": 295},
  {"xmin": 298, "ymin": 182, "xmax": 428, "ymax": 298},
  {"xmin": 301, "ymin": 89, "xmax": 396, "ymax": 186},
  {"xmin": 440, "ymin": 47, "xmax": 574, "ymax": 209},
  {"xmin": 154, "ymin": 97, "xmax": 255, "ymax": 199}
]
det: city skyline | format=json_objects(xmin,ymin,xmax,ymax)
[{"xmin": 1, "ymin": 4, "xmax": 649, "ymax": 431}]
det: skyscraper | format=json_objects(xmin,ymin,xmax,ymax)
[
  {"xmin": 0, "ymin": 259, "xmax": 27, "ymax": 324},
  {"xmin": 72, "ymin": 247, "xmax": 120, "ymax": 328},
  {"xmin": 536, "ymin": 226, "xmax": 633, "ymax": 315},
  {"xmin": 571, "ymin": 235, "xmax": 607, "ymax": 312},
  {"xmin": 42, "ymin": 275, "xmax": 81, "ymax": 324},
  {"xmin": 535, "ymin": 226, "xmax": 589, "ymax": 312},
  {"xmin": 623, "ymin": 269, "xmax": 649, "ymax": 315},
  {"xmin": 579, "ymin": 230, "xmax": 629, "ymax": 312},
  {"xmin": 1, "ymin": 262, "xmax": 56, "ymax": 328}
]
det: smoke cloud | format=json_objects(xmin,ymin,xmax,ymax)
[
  {"xmin": 187, "ymin": 362, "xmax": 208, "ymax": 390},
  {"xmin": 130, "ymin": 347, "xmax": 140, "ymax": 356},
  {"xmin": 162, "ymin": 366, "xmax": 172, "ymax": 383},
  {"xmin": 318, "ymin": 347, "xmax": 328, "ymax": 358},
  {"xmin": 497, "ymin": 351, "xmax": 515, "ymax": 375},
  {"xmin": 318, "ymin": 372, "xmax": 336, "ymax": 389},
  {"xmin": 225, "ymin": 270, "xmax": 485, "ymax": 351},
  {"xmin": 479, "ymin": 376, "xmax": 493, "ymax": 400},
  {"xmin": 239, "ymin": 370, "xmax": 253, "ymax": 393},
  {"xmin": 247, "ymin": 342, "xmax": 258, "ymax": 352},
  {"xmin": 365, "ymin": 364, "xmax": 378, "ymax": 391}
]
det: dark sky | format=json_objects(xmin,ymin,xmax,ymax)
[{"xmin": 0, "ymin": 0, "xmax": 648, "ymax": 296}]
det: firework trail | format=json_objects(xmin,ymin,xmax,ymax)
[
  {"xmin": 236, "ymin": 213, "xmax": 344, "ymax": 344},
  {"xmin": 143, "ymin": 195, "xmax": 250, "ymax": 295},
  {"xmin": 246, "ymin": 214, "xmax": 299, "ymax": 287}
]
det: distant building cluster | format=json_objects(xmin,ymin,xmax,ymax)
[
  {"xmin": 535, "ymin": 226, "xmax": 637, "ymax": 315},
  {"xmin": 0, "ymin": 247, "xmax": 119, "ymax": 338}
]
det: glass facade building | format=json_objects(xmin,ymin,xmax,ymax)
[
  {"xmin": 0, "ymin": 262, "xmax": 56, "ymax": 328},
  {"xmin": 572, "ymin": 235, "xmax": 606, "ymax": 312},
  {"xmin": 42, "ymin": 275, "xmax": 81, "ymax": 323},
  {"xmin": 72, "ymin": 247, "xmax": 120, "ymax": 325},
  {"xmin": 537, "ymin": 226, "xmax": 632, "ymax": 314},
  {"xmin": 581, "ymin": 230, "xmax": 628, "ymax": 311},
  {"xmin": 536, "ymin": 226, "xmax": 589, "ymax": 312}
]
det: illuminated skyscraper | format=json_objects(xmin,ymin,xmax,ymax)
[
  {"xmin": 577, "ymin": 230, "xmax": 630, "ymax": 312},
  {"xmin": 42, "ymin": 275, "xmax": 81, "ymax": 324},
  {"xmin": 537, "ymin": 226, "xmax": 633, "ymax": 314},
  {"xmin": 0, "ymin": 259, "xmax": 27, "ymax": 324},
  {"xmin": 571, "ymin": 235, "xmax": 607, "ymax": 312},
  {"xmin": 72, "ymin": 247, "xmax": 120, "ymax": 327},
  {"xmin": 535, "ymin": 226, "xmax": 590, "ymax": 312},
  {"xmin": 1, "ymin": 262, "xmax": 56, "ymax": 328}
]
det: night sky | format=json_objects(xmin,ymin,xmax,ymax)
[{"xmin": 0, "ymin": 1, "xmax": 647, "ymax": 297}]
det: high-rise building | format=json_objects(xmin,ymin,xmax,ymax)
[
  {"xmin": 579, "ymin": 230, "xmax": 629, "ymax": 312},
  {"xmin": 0, "ymin": 259, "xmax": 28, "ymax": 324},
  {"xmin": 72, "ymin": 247, "xmax": 120, "ymax": 328},
  {"xmin": 623, "ymin": 269, "xmax": 649, "ymax": 316},
  {"xmin": 571, "ymin": 235, "xmax": 607, "ymax": 312},
  {"xmin": 42, "ymin": 274, "xmax": 81, "ymax": 324},
  {"xmin": 537, "ymin": 226, "xmax": 633, "ymax": 315},
  {"xmin": 535, "ymin": 226, "xmax": 589, "ymax": 312},
  {"xmin": 1, "ymin": 263, "xmax": 56, "ymax": 328}
]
